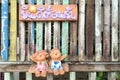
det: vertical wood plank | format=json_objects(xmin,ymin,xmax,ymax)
[
  {"xmin": 119, "ymin": 0, "xmax": 120, "ymax": 61},
  {"xmin": 1, "ymin": 0, "xmax": 9, "ymax": 61},
  {"xmin": 9, "ymin": 0, "xmax": 17, "ymax": 61},
  {"xmin": 45, "ymin": 0, "xmax": 51, "ymax": 51},
  {"xmin": 62, "ymin": 0, "xmax": 69, "ymax": 59},
  {"xmin": 86, "ymin": 0, "xmax": 94, "ymax": 61},
  {"xmin": 1, "ymin": 0, "xmax": 11, "ymax": 80},
  {"xmin": 95, "ymin": 0, "xmax": 102, "ymax": 61},
  {"xmin": 26, "ymin": 0, "xmax": 35, "ymax": 80},
  {"xmin": 70, "ymin": 0, "xmax": 77, "ymax": 80},
  {"xmin": 27, "ymin": 0, "xmax": 35, "ymax": 61},
  {"xmin": 111, "ymin": 0, "xmax": 118, "ymax": 61},
  {"xmin": 36, "ymin": 0, "xmax": 43, "ymax": 51},
  {"xmin": 78, "ymin": 0, "xmax": 85, "ymax": 60},
  {"xmin": 19, "ymin": 0, "xmax": 25, "ymax": 61},
  {"xmin": 110, "ymin": 0, "xmax": 118, "ymax": 80},
  {"xmin": 53, "ymin": 0, "xmax": 60, "ymax": 49},
  {"xmin": 86, "ymin": 0, "xmax": 95, "ymax": 80},
  {"xmin": 103, "ymin": 0, "xmax": 110, "ymax": 61},
  {"xmin": 94, "ymin": 0, "xmax": 102, "ymax": 80},
  {"xmin": 4, "ymin": 73, "xmax": 12, "ymax": 80},
  {"xmin": 44, "ymin": 0, "xmax": 53, "ymax": 80}
]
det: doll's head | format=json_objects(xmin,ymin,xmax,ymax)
[
  {"xmin": 50, "ymin": 48, "xmax": 62, "ymax": 60},
  {"xmin": 30, "ymin": 50, "xmax": 48, "ymax": 62}
]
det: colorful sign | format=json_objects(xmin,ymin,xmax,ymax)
[{"xmin": 19, "ymin": 5, "xmax": 78, "ymax": 21}]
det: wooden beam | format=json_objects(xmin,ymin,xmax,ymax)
[{"xmin": 0, "ymin": 63, "xmax": 120, "ymax": 72}]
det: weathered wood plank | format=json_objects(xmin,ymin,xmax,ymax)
[
  {"xmin": 27, "ymin": 0, "xmax": 35, "ymax": 61},
  {"xmin": 9, "ymin": 0, "xmax": 17, "ymax": 61},
  {"xmin": 36, "ymin": 0, "xmax": 43, "ymax": 51},
  {"xmin": 19, "ymin": 0, "xmax": 25, "ymax": 62},
  {"xmin": 26, "ymin": 0, "xmax": 35, "ymax": 80},
  {"xmin": 111, "ymin": 0, "xmax": 118, "ymax": 61},
  {"xmin": 103, "ymin": 0, "xmax": 110, "ymax": 61},
  {"xmin": 62, "ymin": 0, "xmax": 69, "ymax": 61},
  {"xmin": 78, "ymin": 0, "xmax": 85, "ymax": 61},
  {"xmin": 119, "ymin": 0, "xmax": 120, "ymax": 61},
  {"xmin": 70, "ymin": 0, "xmax": 77, "ymax": 80},
  {"xmin": 110, "ymin": 0, "xmax": 118, "ymax": 80},
  {"xmin": 1, "ymin": 0, "xmax": 9, "ymax": 61},
  {"xmin": 53, "ymin": 0, "xmax": 60, "ymax": 49},
  {"xmin": 1, "ymin": 0, "xmax": 11, "ymax": 79},
  {"xmin": 44, "ymin": 0, "xmax": 53, "ymax": 80},
  {"xmin": 95, "ymin": 0, "xmax": 102, "ymax": 61},
  {"xmin": 86, "ymin": 0, "xmax": 94, "ymax": 60},
  {"xmin": 0, "ymin": 63, "xmax": 120, "ymax": 72}
]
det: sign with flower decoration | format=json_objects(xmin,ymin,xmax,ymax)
[{"xmin": 19, "ymin": 5, "xmax": 78, "ymax": 21}]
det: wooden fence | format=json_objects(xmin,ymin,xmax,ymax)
[{"xmin": 0, "ymin": 0, "xmax": 120, "ymax": 80}]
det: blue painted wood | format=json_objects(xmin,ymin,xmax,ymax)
[{"xmin": 1, "ymin": 0, "xmax": 9, "ymax": 61}]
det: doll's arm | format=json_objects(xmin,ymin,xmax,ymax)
[{"xmin": 60, "ymin": 54, "xmax": 67, "ymax": 60}]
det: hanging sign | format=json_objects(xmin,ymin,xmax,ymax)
[{"xmin": 19, "ymin": 4, "xmax": 78, "ymax": 21}]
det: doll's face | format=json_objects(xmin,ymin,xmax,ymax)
[
  {"xmin": 50, "ymin": 49, "xmax": 61, "ymax": 59},
  {"xmin": 32, "ymin": 50, "xmax": 48, "ymax": 62}
]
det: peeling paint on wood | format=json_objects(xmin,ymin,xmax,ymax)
[
  {"xmin": 9, "ymin": 0, "xmax": 17, "ymax": 61},
  {"xmin": 1, "ymin": 0, "xmax": 9, "ymax": 61}
]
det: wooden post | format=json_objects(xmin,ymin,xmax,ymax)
[
  {"xmin": 103, "ymin": 0, "xmax": 110, "ymax": 61},
  {"xmin": 26, "ymin": 0, "xmax": 35, "ymax": 80},
  {"xmin": 78, "ymin": 0, "xmax": 85, "ymax": 61},
  {"xmin": 70, "ymin": 0, "xmax": 77, "ymax": 80},
  {"xmin": 36, "ymin": 0, "xmax": 43, "ymax": 51},
  {"xmin": 62, "ymin": 0, "xmax": 69, "ymax": 60},
  {"xmin": 44, "ymin": 0, "xmax": 53, "ymax": 80},
  {"xmin": 1, "ymin": 0, "xmax": 9, "ymax": 61},
  {"xmin": 27, "ymin": 0, "xmax": 35, "ymax": 61},
  {"xmin": 1, "ymin": 0, "xmax": 11, "ymax": 80},
  {"xmin": 19, "ymin": 0, "xmax": 25, "ymax": 61},
  {"xmin": 53, "ymin": 0, "xmax": 60, "ymax": 49},
  {"xmin": 110, "ymin": 0, "xmax": 118, "ymax": 80},
  {"xmin": 9, "ymin": 0, "xmax": 17, "ymax": 61},
  {"xmin": 86, "ymin": 0, "xmax": 94, "ymax": 61},
  {"xmin": 94, "ymin": 0, "xmax": 102, "ymax": 80}
]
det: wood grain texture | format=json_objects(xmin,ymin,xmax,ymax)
[
  {"xmin": 9, "ymin": 0, "xmax": 17, "ymax": 61},
  {"xmin": 69, "ymin": 0, "xmax": 77, "ymax": 80},
  {"xmin": 119, "ymin": 0, "xmax": 120, "ymax": 61},
  {"xmin": 95, "ymin": 0, "xmax": 102, "ymax": 61},
  {"xmin": 53, "ymin": 0, "xmax": 60, "ymax": 49},
  {"xmin": 27, "ymin": 0, "xmax": 35, "ymax": 61},
  {"xmin": 36, "ymin": 0, "xmax": 43, "ymax": 51},
  {"xmin": 45, "ymin": 0, "xmax": 53, "ymax": 80},
  {"xmin": 19, "ymin": 0, "xmax": 25, "ymax": 61},
  {"xmin": 0, "ymin": 63, "xmax": 120, "ymax": 72},
  {"xmin": 86, "ymin": 0, "xmax": 94, "ymax": 60},
  {"xmin": 111, "ymin": 0, "xmax": 118, "ymax": 61},
  {"xmin": 78, "ymin": 0, "xmax": 85, "ymax": 60},
  {"xmin": 26, "ymin": 0, "xmax": 34, "ymax": 80},
  {"xmin": 103, "ymin": 0, "xmax": 110, "ymax": 61},
  {"xmin": 1, "ymin": 0, "xmax": 9, "ymax": 61},
  {"xmin": 110, "ymin": 0, "xmax": 118, "ymax": 80}
]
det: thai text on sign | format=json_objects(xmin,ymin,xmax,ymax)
[{"xmin": 19, "ymin": 5, "xmax": 78, "ymax": 21}]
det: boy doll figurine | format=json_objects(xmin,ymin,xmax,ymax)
[{"xmin": 49, "ymin": 48, "xmax": 69, "ymax": 75}]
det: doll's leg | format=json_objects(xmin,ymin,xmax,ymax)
[
  {"xmin": 63, "ymin": 63, "xmax": 69, "ymax": 72},
  {"xmin": 53, "ymin": 69, "xmax": 59, "ymax": 75},
  {"xmin": 59, "ymin": 68, "xmax": 65, "ymax": 75},
  {"xmin": 41, "ymin": 71, "xmax": 46, "ymax": 77},
  {"xmin": 35, "ymin": 70, "xmax": 41, "ymax": 77}
]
